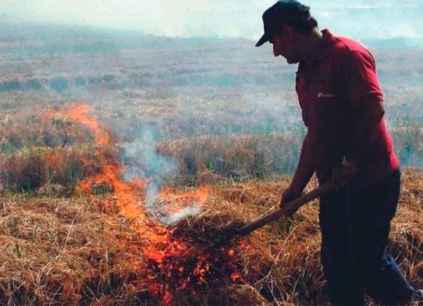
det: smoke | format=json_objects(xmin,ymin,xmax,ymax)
[
  {"xmin": 155, "ymin": 206, "xmax": 203, "ymax": 226},
  {"xmin": 122, "ymin": 126, "xmax": 175, "ymax": 189},
  {"xmin": 313, "ymin": 1, "xmax": 423, "ymax": 40},
  {"xmin": 2, "ymin": 0, "xmax": 270, "ymax": 38},
  {"xmin": 121, "ymin": 125, "xmax": 202, "ymax": 225},
  {"xmin": 3, "ymin": 0, "xmax": 421, "ymax": 41}
]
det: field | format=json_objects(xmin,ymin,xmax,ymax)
[{"xmin": 0, "ymin": 22, "xmax": 422, "ymax": 305}]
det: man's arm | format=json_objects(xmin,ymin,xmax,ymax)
[
  {"xmin": 344, "ymin": 49, "xmax": 387, "ymax": 162},
  {"xmin": 351, "ymin": 95, "xmax": 385, "ymax": 155},
  {"xmin": 281, "ymin": 130, "xmax": 315, "ymax": 207}
]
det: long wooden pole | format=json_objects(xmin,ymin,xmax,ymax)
[{"xmin": 234, "ymin": 182, "xmax": 338, "ymax": 237}]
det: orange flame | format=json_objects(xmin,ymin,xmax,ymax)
[
  {"xmin": 46, "ymin": 103, "xmax": 167, "ymax": 243},
  {"xmin": 46, "ymin": 103, "xmax": 241, "ymax": 304},
  {"xmin": 50, "ymin": 104, "xmax": 112, "ymax": 145}
]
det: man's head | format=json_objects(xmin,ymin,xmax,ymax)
[{"xmin": 256, "ymin": 0, "xmax": 318, "ymax": 63}]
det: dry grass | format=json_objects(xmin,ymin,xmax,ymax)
[
  {"xmin": 0, "ymin": 194, "xmax": 154, "ymax": 305},
  {"xmin": 155, "ymin": 134, "xmax": 301, "ymax": 185},
  {"xmin": 170, "ymin": 211, "xmax": 246, "ymax": 246},
  {"xmin": 0, "ymin": 170, "xmax": 420, "ymax": 305}
]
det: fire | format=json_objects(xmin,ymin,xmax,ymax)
[
  {"xmin": 49, "ymin": 104, "xmax": 112, "ymax": 145},
  {"xmin": 46, "ymin": 103, "xmax": 166, "ymax": 243},
  {"xmin": 47, "ymin": 102, "xmax": 243, "ymax": 304}
]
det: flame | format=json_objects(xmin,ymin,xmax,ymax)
[
  {"xmin": 49, "ymin": 104, "xmax": 112, "ymax": 145},
  {"xmin": 46, "ymin": 103, "xmax": 166, "ymax": 243},
  {"xmin": 46, "ymin": 103, "xmax": 242, "ymax": 304}
]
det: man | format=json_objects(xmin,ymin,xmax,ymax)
[{"xmin": 256, "ymin": 1, "xmax": 423, "ymax": 305}]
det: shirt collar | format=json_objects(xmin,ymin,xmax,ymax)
[{"xmin": 302, "ymin": 29, "xmax": 334, "ymax": 66}]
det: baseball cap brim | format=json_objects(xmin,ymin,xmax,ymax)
[{"xmin": 255, "ymin": 33, "xmax": 270, "ymax": 47}]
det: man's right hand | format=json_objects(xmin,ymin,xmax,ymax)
[{"xmin": 280, "ymin": 186, "xmax": 303, "ymax": 216}]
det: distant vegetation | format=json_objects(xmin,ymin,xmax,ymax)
[{"xmin": 0, "ymin": 23, "xmax": 422, "ymax": 192}]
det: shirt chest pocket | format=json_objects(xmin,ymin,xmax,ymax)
[{"xmin": 312, "ymin": 73, "xmax": 345, "ymax": 122}]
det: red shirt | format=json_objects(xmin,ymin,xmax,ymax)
[{"xmin": 296, "ymin": 29, "xmax": 399, "ymax": 185}]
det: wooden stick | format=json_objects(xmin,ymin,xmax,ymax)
[{"xmin": 235, "ymin": 182, "xmax": 338, "ymax": 237}]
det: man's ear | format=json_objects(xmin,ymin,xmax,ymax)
[{"xmin": 282, "ymin": 24, "xmax": 295, "ymax": 40}]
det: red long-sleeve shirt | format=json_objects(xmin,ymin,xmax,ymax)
[{"xmin": 295, "ymin": 29, "xmax": 399, "ymax": 186}]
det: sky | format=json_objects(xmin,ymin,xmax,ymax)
[{"xmin": 2, "ymin": 0, "xmax": 423, "ymax": 41}]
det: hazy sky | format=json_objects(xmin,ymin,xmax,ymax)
[{"xmin": 2, "ymin": 0, "xmax": 423, "ymax": 40}]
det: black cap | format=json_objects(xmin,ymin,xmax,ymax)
[{"xmin": 256, "ymin": 0, "xmax": 311, "ymax": 47}]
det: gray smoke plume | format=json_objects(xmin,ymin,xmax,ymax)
[
  {"xmin": 121, "ymin": 125, "xmax": 202, "ymax": 224},
  {"xmin": 153, "ymin": 206, "xmax": 203, "ymax": 226}
]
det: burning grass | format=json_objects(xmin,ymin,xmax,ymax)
[
  {"xmin": 0, "ymin": 145, "xmax": 118, "ymax": 194},
  {"xmin": 141, "ymin": 197, "xmax": 270, "ymax": 305},
  {"xmin": 0, "ymin": 106, "xmax": 119, "ymax": 194}
]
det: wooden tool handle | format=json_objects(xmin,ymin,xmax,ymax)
[{"xmin": 236, "ymin": 182, "xmax": 337, "ymax": 237}]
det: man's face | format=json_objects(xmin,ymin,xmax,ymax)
[{"xmin": 270, "ymin": 26, "xmax": 300, "ymax": 64}]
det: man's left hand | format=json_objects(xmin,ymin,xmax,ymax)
[{"xmin": 280, "ymin": 186, "xmax": 304, "ymax": 216}]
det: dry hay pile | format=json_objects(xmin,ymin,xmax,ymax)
[{"xmin": 170, "ymin": 210, "xmax": 246, "ymax": 246}]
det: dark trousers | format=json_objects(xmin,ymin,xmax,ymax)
[{"xmin": 319, "ymin": 170, "xmax": 415, "ymax": 306}]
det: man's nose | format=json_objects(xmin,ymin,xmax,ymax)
[{"xmin": 273, "ymin": 45, "xmax": 278, "ymax": 57}]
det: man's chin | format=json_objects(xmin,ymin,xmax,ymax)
[{"xmin": 286, "ymin": 57, "xmax": 299, "ymax": 64}]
